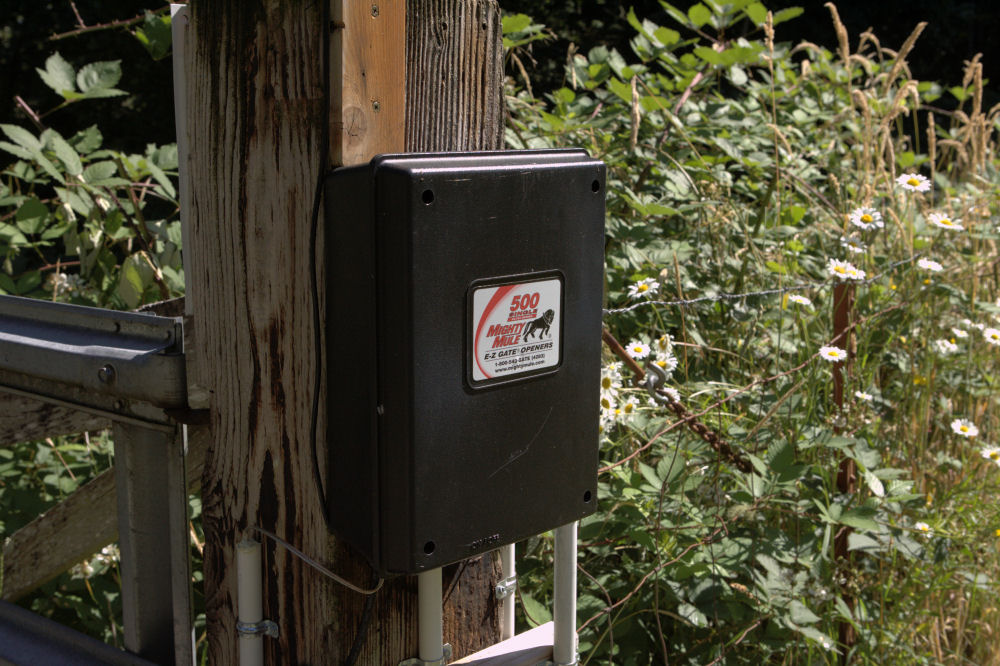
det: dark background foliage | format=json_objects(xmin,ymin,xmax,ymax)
[
  {"xmin": 502, "ymin": 0, "xmax": 1000, "ymax": 106},
  {"xmin": 0, "ymin": 0, "xmax": 174, "ymax": 151},
  {"xmin": 3, "ymin": 1, "xmax": 997, "ymax": 151}
]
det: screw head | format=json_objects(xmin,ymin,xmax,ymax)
[
  {"xmin": 97, "ymin": 364, "xmax": 116, "ymax": 384},
  {"xmin": 370, "ymin": 4, "xmax": 379, "ymax": 17},
  {"xmin": 372, "ymin": 100, "xmax": 381, "ymax": 113}
]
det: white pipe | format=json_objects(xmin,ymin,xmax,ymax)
[
  {"xmin": 418, "ymin": 568, "xmax": 443, "ymax": 662},
  {"xmin": 552, "ymin": 521, "xmax": 579, "ymax": 665},
  {"xmin": 237, "ymin": 539, "xmax": 264, "ymax": 666},
  {"xmin": 500, "ymin": 543, "xmax": 516, "ymax": 641}
]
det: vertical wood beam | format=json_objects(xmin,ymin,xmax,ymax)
[
  {"xmin": 185, "ymin": 1, "xmax": 503, "ymax": 663},
  {"xmin": 331, "ymin": 1, "xmax": 406, "ymax": 165}
]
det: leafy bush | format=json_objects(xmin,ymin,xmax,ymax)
[{"xmin": 506, "ymin": 1, "xmax": 1000, "ymax": 663}]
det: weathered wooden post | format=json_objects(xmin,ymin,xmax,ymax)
[{"xmin": 183, "ymin": 1, "xmax": 503, "ymax": 662}]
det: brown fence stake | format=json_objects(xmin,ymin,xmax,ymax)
[{"xmin": 832, "ymin": 282, "xmax": 857, "ymax": 658}]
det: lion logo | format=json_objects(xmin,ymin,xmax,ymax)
[{"xmin": 523, "ymin": 309, "xmax": 555, "ymax": 340}]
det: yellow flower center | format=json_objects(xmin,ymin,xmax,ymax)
[
  {"xmin": 624, "ymin": 403, "xmax": 634, "ymax": 413},
  {"xmin": 600, "ymin": 397, "xmax": 611, "ymax": 409},
  {"xmin": 655, "ymin": 360, "xmax": 667, "ymax": 368},
  {"xmin": 907, "ymin": 177, "xmax": 921, "ymax": 187},
  {"xmin": 602, "ymin": 377, "xmax": 612, "ymax": 390},
  {"xmin": 991, "ymin": 452, "xmax": 999, "ymax": 460},
  {"xmin": 861, "ymin": 214, "xmax": 873, "ymax": 223},
  {"xmin": 834, "ymin": 266, "xmax": 847, "ymax": 274},
  {"xmin": 992, "ymin": 334, "xmax": 999, "ymax": 341},
  {"xmin": 638, "ymin": 284, "xmax": 649, "ymax": 292},
  {"xmin": 960, "ymin": 426, "xmax": 969, "ymax": 433},
  {"xmin": 941, "ymin": 218, "xmax": 953, "ymax": 226}
]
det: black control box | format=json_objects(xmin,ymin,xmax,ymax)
[{"xmin": 325, "ymin": 150, "xmax": 605, "ymax": 573}]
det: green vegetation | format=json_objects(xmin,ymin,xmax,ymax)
[
  {"xmin": 3, "ymin": 1, "xmax": 1000, "ymax": 663},
  {"xmin": 507, "ymin": 1, "xmax": 1000, "ymax": 663}
]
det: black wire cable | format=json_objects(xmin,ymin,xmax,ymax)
[
  {"xmin": 309, "ymin": 0, "xmax": 333, "ymax": 530},
  {"xmin": 308, "ymin": 5, "xmax": 381, "ymax": 664}
]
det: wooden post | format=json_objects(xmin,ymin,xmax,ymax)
[
  {"xmin": 183, "ymin": 1, "xmax": 503, "ymax": 662},
  {"xmin": 831, "ymin": 282, "xmax": 857, "ymax": 656}
]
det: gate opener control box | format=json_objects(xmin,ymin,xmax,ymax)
[{"xmin": 325, "ymin": 150, "xmax": 605, "ymax": 574}]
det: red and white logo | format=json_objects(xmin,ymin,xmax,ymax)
[{"xmin": 471, "ymin": 277, "xmax": 562, "ymax": 382}]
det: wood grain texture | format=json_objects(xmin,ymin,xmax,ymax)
[
  {"xmin": 185, "ymin": 1, "xmax": 504, "ymax": 662},
  {"xmin": 406, "ymin": 1, "xmax": 505, "ymax": 657},
  {"xmin": 2, "ymin": 424, "xmax": 208, "ymax": 602},
  {"xmin": 184, "ymin": 1, "xmax": 338, "ymax": 663},
  {"xmin": 0, "ymin": 396, "xmax": 108, "ymax": 447},
  {"xmin": 406, "ymin": 0, "xmax": 504, "ymax": 152},
  {"xmin": 331, "ymin": 0, "xmax": 406, "ymax": 165}
]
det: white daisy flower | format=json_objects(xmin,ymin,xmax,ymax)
[
  {"xmin": 827, "ymin": 258, "xmax": 866, "ymax": 282},
  {"xmin": 980, "ymin": 446, "xmax": 1000, "ymax": 465},
  {"xmin": 928, "ymin": 212, "xmax": 963, "ymax": 231},
  {"xmin": 621, "ymin": 396, "xmax": 640, "ymax": 417},
  {"xmin": 627, "ymin": 278, "xmax": 660, "ymax": 299},
  {"xmin": 896, "ymin": 173, "xmax": 931, "ymax": 192},
  {"xmin": 849, "ymin": 206, "xmax": 884, "ymax": 230},
  {"xmin": 788, "ymin": 294, "xmax": 812, "ymax": 307},
  {"xmin": 983, "ymin": 328, "xmax": 1000, "ymax": 346},
  {"xmin": 840, "ymin": 236, "xmax": 867, "ymax": 254},
  {"xmin": 951, "ymin": 327, "xmax": 968, "ymax": 339},
  {"xmin": 951, "ymin": 418, "xmax": 979, "ymax": 438},
  {"xmin": 933, "ymin": 339, "xmax": 958, "ymax": 354},
  {"xmin": 626, "ymin": 341, "xmax": 651, "ymax": 359},
  {"xmin": 914, "ymin": 521, "xmax": 932, "ymax": 536},
  {"xmin": 819, "ymin": 345, "xmax": 848, "ymax": 362},
  {"xmin": 660, "ymin": 386, "xmax": 681, "ymax": 403},
  {"xmin": 653, "ymin": 334, "xmax": 673, "ymax": 354},
  {"xmin": 653, "ymin": 352, "xmax": 679, "ymax": 376},
  {"xmin": 855, "ymin": 390, "xmax": 873, "ymax": 402},
  {"xmin": 917, "ymin": 258, "xmax": 944, "ymax": 272}
]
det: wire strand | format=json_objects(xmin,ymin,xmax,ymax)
[
  {"xmin": 248, "ymin": 526, "xmax": 384, "ymax": 595},
  {"xmin": 602, "ymin": 254, "xmax": 920, "ymax": 316}
]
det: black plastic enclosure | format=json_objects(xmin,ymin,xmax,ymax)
[{"xmin": 325, "ymin": 150, "xmax": 606, "ymax": 574}]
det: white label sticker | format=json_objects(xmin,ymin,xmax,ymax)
[{"xmin": 471, "ymin": 277, "xmax": 562, "ymax": 382}]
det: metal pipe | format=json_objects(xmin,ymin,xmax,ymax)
[
  {"xmin": 500, "ymin": 544, "xmax": 516, "ymax": 641},
  {"xmin": 552, "ymin": 521, "xmax": 579, "ymax": 666},
  {"xmin": 418, "ymin": 568, "xmax": 443, "ymax": 663},
  {"xmin": 237, "ymin": 539, "xmax": 264, "ymax": 666}
]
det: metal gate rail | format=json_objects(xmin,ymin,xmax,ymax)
[{"xmin": 0, "ymin": 294, "xmax": 194, "ymax": 666}]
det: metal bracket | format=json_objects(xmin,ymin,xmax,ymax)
[
  {"xmin": 642, "ymin": 357, "xmax": 670, "ymax": 404},
  {"xmin": 236, "ymin": 619, "xmax": 280, "ymax": 639},
  {"xmin": 0, "ymin": 294, "xmax": 187, "ymax": 419},
  {"xmin": 399, "ymin": 643, "xmax": 452, "ymax": 666},
  {"xmin": 495, "ymin": 574, "xmax": 517, "ymax": 600}
]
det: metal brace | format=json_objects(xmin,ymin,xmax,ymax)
[
  {"xmin": 642, "ymin": 357, "xmax": 669, "ymax": 403},
  {"xmin": 236, "ymin": 619, "xmax": 280, "ymax": 639},
  {"xmin": 399, "ymin": 643, "xmax": 452, "ymax": 666},
  {"xmin": 494, "ymin": 574, "xmax": 517, "ymax": 600}
]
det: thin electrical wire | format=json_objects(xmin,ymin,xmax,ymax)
[
  {"xmin": 248, "ymin": 526, "xmax": 385, "ymax": 595},
  {"xmin": 602, "ymin": 254, "xmax": 920, "ymax": 316}
]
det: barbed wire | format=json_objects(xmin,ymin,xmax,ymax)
[{"xmin": 602, "ymin": 254, "xmax": 922, "ymax": 316}]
